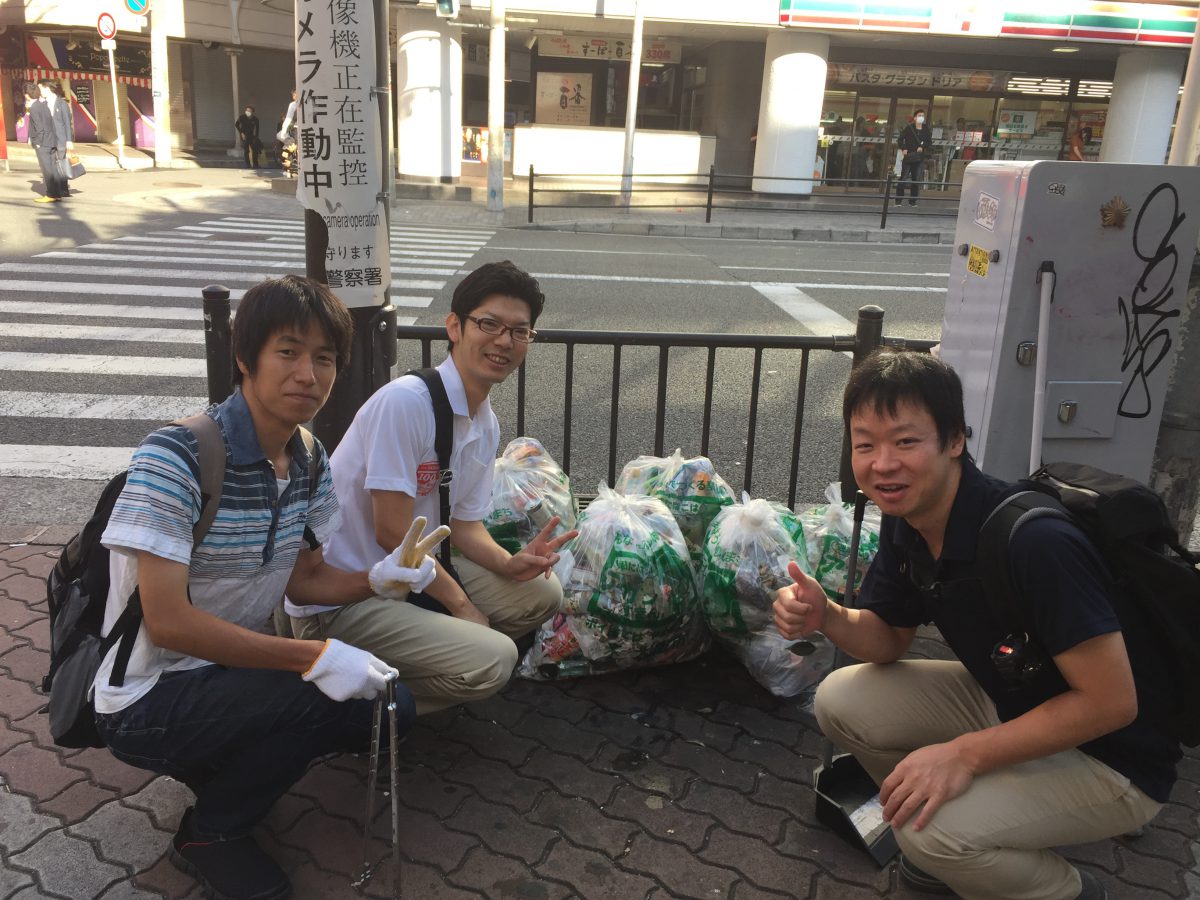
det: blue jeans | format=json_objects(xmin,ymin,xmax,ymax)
[{"xmin": 95, "ymin": 665, "xmax": 415, "ymax": 839}]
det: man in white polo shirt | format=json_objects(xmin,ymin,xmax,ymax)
[{"xmin": 287, "ymin": 261, "xmax": 576, "ymax": 714}]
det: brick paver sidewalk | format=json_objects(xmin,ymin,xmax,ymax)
[{"xmin": 1, "ymin": 541, "xmax": 1196, "ymax": 899}]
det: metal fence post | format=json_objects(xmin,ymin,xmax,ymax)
[
  {"xmin": 528, "ymin": 164, "xmax": 535, "ymax": 224},
  {"xmin": 881, "ymin": 172, "xmax": 893, "ymax": 229},
  {"xmin": 201, "ymin": 284, "xmax": 233, "ymax": 406},
  {"xmin": 705, "ymin": 164, "xmax": 715, "ymax": 223},
  {"xmin": 838, "ymin": 305, "xmax": 886, "ymax": 501}
]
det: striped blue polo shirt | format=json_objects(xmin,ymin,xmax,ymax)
[{"xmin": 94, "ymin": 388, "xmax": 340, "ymax": 713}]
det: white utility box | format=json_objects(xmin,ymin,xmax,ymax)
[{"xmin": 939, "ymin": 160, "xmax": 1200, "ymax": 483}]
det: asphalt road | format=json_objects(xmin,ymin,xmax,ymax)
[{"xmin": 0, "ymin": 166, "xmax": 951, "ymax": 529}]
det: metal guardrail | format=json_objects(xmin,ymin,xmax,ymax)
[
  {"xmin": 527, "ymin": 165, "xmax": 962, "ymax": 230},
  {"xmin": 395, "ymin": 307, "xmax": 937, "ymax": 507}
]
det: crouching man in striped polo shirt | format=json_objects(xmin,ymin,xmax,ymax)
[{"xmin": 91, "ymin": 277, "xmax": 425, "ymax": 900}]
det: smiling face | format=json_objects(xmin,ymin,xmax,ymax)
[
  {"xmin": 849, "ymin": 399, "xmax": 963, "ymax": 535},
  {"xmin": 237, "ymin": 322, "xmax": 337, "ymax": 433},
  {"xmin": 446, "ymin": 294, "xmax": 532, "ymax": 392}
]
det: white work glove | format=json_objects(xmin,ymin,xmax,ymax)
[
  {"xmin": 369, "ymin": 551, "xmax": 437, "ymax": 599},
  {"xmin": 302, "ymin": 639, "xmax": 397, "ymax": 702}
]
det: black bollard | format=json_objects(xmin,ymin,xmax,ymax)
[{"xmin": 201, "ymin": 284, "xmax": 234, "ymax": 406}]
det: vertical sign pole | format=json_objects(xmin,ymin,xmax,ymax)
[
  {"xmin": 107, "ymin": 47, "xmax": 127, "ymax": 169},
  {"xmin": 619, "ymin": 0, "xmax": 645, "ymax": 210},
  {"xmin": 0, "ymin": 86, "xmax": 9, "ymax": 173},
  {"xmin": 486, "ymin": 0, "xmax": 505, "ymax": 211}
]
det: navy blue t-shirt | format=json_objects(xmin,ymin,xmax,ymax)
[{"xmin": 858, "ymin": 459, "xmax": 1179, "ymax": 803}]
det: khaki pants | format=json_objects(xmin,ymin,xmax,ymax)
[
  {"xmin": 291, "ymin": 557, "xmax": 561, "ymax": 716},
  {"xmin": 814, "ymin": 660, "xmax": 1162, "ymax": 900}
]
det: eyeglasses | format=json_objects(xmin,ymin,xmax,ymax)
[{"xmin": 464, "ymin": 314, "xmax": 537, "ymax": 344}]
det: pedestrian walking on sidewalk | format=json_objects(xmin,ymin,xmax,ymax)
[
  {"xmin": 773, "ymin": 350, "xmax": 1177, "ymax": 900},
  {"xmin": 234, "ymin": 105, "xmax": 263, "ymax": 168},
  {"xmin": 91, "ymin": 276, "xmax": 425, "ymax": 900},
  {"xmin": 24, "ymin": 81, "xmax": 72, "ymax": 203},
  {"xmin": 895, "ymin": 108, "xmax": 932, "ymax": 207}
]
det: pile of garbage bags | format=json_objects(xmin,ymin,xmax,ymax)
[{"xmin": 487, "ymin": 443, "xmax": 882, "ymax": 698}]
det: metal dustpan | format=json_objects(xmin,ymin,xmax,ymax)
[{"xmin": 811, "ymin": 491, "xmax": 899, "ymax": 867}]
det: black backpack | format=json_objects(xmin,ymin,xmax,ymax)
[
  {"xmin": 43, "ymin": 415, "xmax": 226, "ymax": 748},
  {"xmin": 978, "ymin": 461, "xmax": 1200, "ymax": 747}
]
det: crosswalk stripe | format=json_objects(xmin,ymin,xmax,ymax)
[
  {"xmin": 0, "ymin": 445, "xmax": 134, "ymax": 479},
  {"xmin": 65, "ymin": 242, "xmax": 472, "ymax": 261},
  {"xmin": 31, "ymin": 253, "xmax": 461, "ymax": 276},
  {"xmin": 0, "ymin": 391, "xmax": 208, "ymax": 419},
  {"xmin": 0, "ymin": 281, "xmax": 245, "ymax": 299},
  {"xmin": 109, "ymin": 236, "xmax": 479, "ymax": 258},
  {"xmin": 264, "ymin": 235, "xmax": 484, "ymax": 249},
  {"xmin": 0, "ymin": 296, "xmax": 433, "ymax": 318},
  {"xmin": 0, "ymin": 351, "xmax": 205, "ymax": 378},
  {"xmin": 178, "ymin": 224, "xmax": 488, "ymax": 247},
  {"xmin": 0, "ymin": 323, "xmax": 203, "ymax": 343},
  {"xmin": 218, "ymin": 216, "xmax": 498, "ymax": 237},
  {"xmin": 0, "ymin": 264, "xmax": 450, "ymax": 290}
]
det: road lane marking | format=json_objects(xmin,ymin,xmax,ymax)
[
  {"xmin": 0, "ymin": 445, "xmax": 134, "ymax": 479},
  {"xmin": 752, "ymin": 284, "xmax": 856, "ymax": 335},
  {"xmin": 75, "ymin": 242, "xmax": 472, "ymax": 261},
  {"xmin": 723, "ymin": 265, "xmax": 947, "ymax": 277},
  {"xmin": 0, "ymin": 296, "xmax": 430, "ymax": 319},
  {"xmin": 108, "ymin": 237, "xmax": 476, "ymax": 258},
  {"xmin": 0, "ymin": 323, "xmax": 203, "ymax": 343},
  {"xmin": 525, "ymin": 273, "xmax": 945, "ymax": 291},
  {"xmin": 0, "ymin": 351, "xmax": 206, "ymax": 378},
  {"xmin": 0, "ymin": 391, "xmax": 207, "ymax": 419}
]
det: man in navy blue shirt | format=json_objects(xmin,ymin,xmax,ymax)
[{"xmin": 774, "ymin": 351, "xmax": 1177, "ymax": 900}]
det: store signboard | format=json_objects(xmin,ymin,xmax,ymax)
[
  {"xmin": 537, "ymin": 34, "xmax": 682, "ymax": 64},
  {"xmin": 780, "ymin": 1, "xmax": 1197, "ymax": 46},
  {"xmin": 995, "ymin": 109, "xmax": 1038, "ymax": 138},
  {"xmin": 827, "ymin": 64, "xmax": 1009, "ymax": 92},
  {"xmin": 535, "ymin": 72, "xmax": 592, "ymax": 126}
]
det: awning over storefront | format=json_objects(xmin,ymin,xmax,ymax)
[{"xmin": 0, "ymin": 67, "xmax": 151, "ymax": 88}]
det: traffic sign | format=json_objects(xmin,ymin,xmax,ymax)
[
  {"xmin": 101, "ymin": 38, "xmax": 117, "ymax": 51},
  {"xmin": 125, "ymin": 0, "xmax": 150, "ymax": 16},
  {"xmin": 97, "ymin": 12, "xmax": 117, "ymax": 40}
]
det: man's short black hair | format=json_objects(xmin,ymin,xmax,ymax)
[
  {"xmin": 232, "ymin": 276, "xmax": 353, "ymax": 384},
  {"xmin": 450, "ymin": 260, "xmax": 545, "ymax": 328},
  {"xmin": 843, "ymin": 350, "xmax": 967, "ymax": 452},
  {"xmin": 22, "ymin": 82, "xmax": 38, "ymax": 100}
]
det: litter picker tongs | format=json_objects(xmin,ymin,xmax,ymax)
[
  {"xmin": 810, "ymin": 490, "xmax": 899, "ymax": 866},
  {"xmin": 353, "ymin": 672, "xmax": 403, "ymax": 898}
]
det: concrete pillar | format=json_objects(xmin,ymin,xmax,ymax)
[
  {"xmin": 704, "ymin": 42, "xmax": 765, "ymax": 184},
  {"xmin": 151, "ymin": 6, "xmax": 173, "ymax": 166},
  {"xmin": 227, "ymin": 46, "xmax": 242, "ymax": 157},
  {"xmin": 752, "ymin": 31, "xmax": 828, "ymax": 195},
  {"xmin": 395, "ymin": 9, "xmax": 462, "ymax": 182},
  {"xmin": 1100, "ymin": 48, "xmax": 1186, "ymax": 164}
]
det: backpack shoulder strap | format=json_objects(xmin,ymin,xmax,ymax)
[
  {"xmin": 176, "ymin": 413, "xmax": 226, "ymax": 548},
  {"xmin": 404, "ymin": 368, "xmax": 454, "ymax": 569},
  {"xmin": 109, "ymin": 414, "xmax": 227, "ymax": 688},
  {"xmin": 977, "ymin": 490, "xmax": 1072, "ymax": 636}
]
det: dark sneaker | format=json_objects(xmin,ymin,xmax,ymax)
[
  {"xmin": 898, "ymin": 855, "xmax": 954, "ymax": 894},
  {"xmin": 1076, "ymin": 867, "xmax": 1107, "ymax": 900},
  {"xmin": 170, "ymin": 808, "xmax": 290, "ymax": 900},
  {"xmin": 909, "ymin": 200, "xmax": 918, "ymax": 206}
]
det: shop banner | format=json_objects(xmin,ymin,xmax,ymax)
[
  {"xmin": 826, "ymin": 63, "xmax": 1009, "ymax": 92},
  {"xmin": 535, "ymin": 72, "xmax": 592, "ymax": 126},
  {"xmin": 996, "ymin": 109, "xmax": 1037, "ymax": 138},
  {"xmin": 781, "ymin": 1, "xmax": 1197, "ymax": 46},
  {"xmin": 537, "ymin": 34, "xmax": 682, "ymax": 64},
  {"xmin": 293, "ymin": 0, "xmax": 387, "ymax": 309}
]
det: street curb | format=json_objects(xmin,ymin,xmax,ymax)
[
  {"xmin": 517, "ymin": 220, "xmax": 957, "ymax": 244},
  {"xmin": 0, "ymin": 525, "xmax": 77, "ymax": 546}
]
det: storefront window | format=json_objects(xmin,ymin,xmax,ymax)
[
  {"xmin": 850, "ymin": 95, "xmax": 890, "ymax": 186},
  {"xmin": 932, "ymin": 95, "xmax": 997, "ymax": 184},
  {"xmin": 1065, "ymin": 102, "xmax": 1106, "ymax": 161},
  {"xmin": 995, "ymin": 99, "xmax": 1070, "ymax": 162},
  {"xmin": 817, "ymin": 90, "xmax": 855, "ymax": 183}
]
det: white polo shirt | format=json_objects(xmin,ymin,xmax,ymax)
[{"xmin": 285, "ymin": 356, "xmax": 499, "ymax": 616}]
